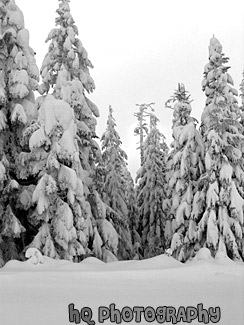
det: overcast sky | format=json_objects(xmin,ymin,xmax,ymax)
[{"xmin": 18, "ymin": 0, "xmax": 244, "ymax": 177}]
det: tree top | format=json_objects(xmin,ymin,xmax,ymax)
[{"xmin": 209, "ymin": 35, "xmax": 222, "ymax": 57}]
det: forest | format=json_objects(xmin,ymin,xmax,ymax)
[{"xmin": 0, "ymin": 0, "xmax": 243, "ymax": 267}]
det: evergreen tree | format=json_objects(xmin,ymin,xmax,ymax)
[
  {"xmin": 100, "ymin": 106, "xmax": 133, "ymax": 260},
  {"xmin": 22, "ymin": 0, "xmax": 117, "ymax": 261},
  {"xmin": 101, "ymin": 106, "xmax": 128, "ymax": 215},
  {"xmin": 136, "ymin": 111, "xmax": 168, "ymax": 258},
  {"xmin": 0, "ymin": 0, "xmax": 39, "ymax": 265},
  {"xmin": 23, "ymin": 95, "xmax": 93, "ymax": 260},
  {"xmin": 165, "ymin": 84, "xmax": 205, "ymax": 261},
  {"xmin": 190, "ymin": 36, "xmax": 244, "ymax": 261},
  {"xmin": 39, "ymin": 0, "xmax": 100, "ymax": 176}
]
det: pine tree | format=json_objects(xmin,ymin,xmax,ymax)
[
  {"xmin": 100, "ymin": 106, "xmax": 133, "ymax": 260},
  {"xmin": 165, "ymin": 84, "xmax": 205, "ymax": 261},
  {"xmin": 136, "ymin": 111, "xmax": 168, "ymax": 258},
  {"xmin": 23, "ymin": 95, "xmax": 93, "ymax": 260},
  {"xmin": 190, "ymin": 36, "xmax": 244, "ymax": 261},
  {"xmin": 21, "ymin": 0, "xmax": 113, "ymax": 261},
  {"xmin": 39, "ymin": 0, "xmax": 100, "ymax": 176},
  {"xmin": 0, "ymin": 0, "xmax": 39, "ymax": 265}
]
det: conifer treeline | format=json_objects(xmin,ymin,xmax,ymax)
[{"xmin": 0, "ymin": 0, "xmax": 243, "ymax": 266}]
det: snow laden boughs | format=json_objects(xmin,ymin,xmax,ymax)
[
  {"xmin": 192, "ymin": 36, "xmax": 244, "ymax": 261},
  {"xmin": 121, "ymin": 166, "xmax": 141, "ymax": 258},
  {"xmin": 39, "ymin": 0, "xmax": 100, "ymax": 177},
  {"xmin": 239, "ymin": 71, "xmax": 244, "ymax": 127},
  {"xmin": 25, "ymin": 95, "xmax": 92, "ymax": 260},
  {"xmin": 87, "ymin": 189, "xmax": 119, "ymax": 262},
  {"xmin": 39, "ymin": 0, "xmax": 94, "ymax": 94},
  {"xmin": 26, "ymin": 0, "xmax": 113, "ymax": 262},
  {"xmin": 136, "ymin": 111, "xmax": 168, "ymax": 258},
  {"xmin": 99, "ymin": 106, "xmax": 133, "ymax": 260},
  {"xmin": 165, "ymin": 84, "xmax": 204, "ymax": 261},
  {"xmin": 0, "ymin": 0, "xmax": 39, "ymax": 265}
]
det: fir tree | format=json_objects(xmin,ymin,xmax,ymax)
[
  {"xmin": 22, "ymin": 0, "xmax": 115, "ymax": 261},
  {"xmin": 190, "ymin": 36, "xmax": 244, "ymax": 261},
  {"xmin": 100, "ymin": 106, "xmax": 133, "ymax": 260},
  {"xmin": 165, "ymin": 84, "xmax": 205, "ymax": 261},
  {"xmin": 136, "ymin": 111, "xmax": 168, "ymax": 258},
  {"xmin": 23, "ymin": 95, "xmax": 92, "ymax": 260},
  {"xmin": 39, "ymin": 0, "xmax": 100, "ymax": 176},
  {"xmin": 0, "ymin": 0, "xmax": 39, "ymax": 265}
]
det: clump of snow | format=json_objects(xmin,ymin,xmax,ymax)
[
  {"xmin": 194, "ymin": 247, "xmax": 213, "ymax": 261},
  {"xmin": 38, "ymin": 94, "xmax": 74, "ymax": 136},
  {"xmin": 215, "ymin": 237, "xmax": 233, "ymax": 263},
  {"xmin": 25, "ymin": 247, "xmax": 44, "ymax": 265},
  {"xmin": 165, "ymin": 248, "xmax": 173, "ymax": 256},
  {"xmin": 97, "ymin": 219, "xmax": 118, "ymax": 255},
  {"xmin": 80, "ymin": 257, "xmax": 105, "ymax": 265},
  {"xmin": 105, "ymin": 254, "xmax": 184, "ymax": 271},
  {"xmin": 101, "ymin": 247, "xmax": 118, "ymax": 263},
  {"xmin": 0, "ymin": 162, "xmax": 6, "ymax": 182},
  {"xmin": 6, "ymin": 4, "xmax": 25, "ymax": 30},
  {"xmin": 11, "ymin": 103, "xmax": 27, "ymax": 124}
]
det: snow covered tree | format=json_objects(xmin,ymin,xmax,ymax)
[
  {"xmin": 19, "ymin": 0, "xmax": 117, "ymax": 262},
  {"xmin": 39, "ymin": 0, "xmax": 100, "ymax": 176},
  {"xmin": 190, "ymin": 36, "xmax": 244, "ymax": 261},
  {"xmin": 101, "ymin": 106, "xmax": 128, "ymax": 215},
  {"xmin": 22, "ymin": 95, "xmax": 95, "ymax": 260},
  {"xmin": 99, "ymin": 106, "xmax": 133, "ymax": 260},
  {"xmin": 164, "ymin": 84, "xmax": 205, "ymax": 261},
  {"xmin": 136, "ymin": 111, "xmax": 168, "ymax": 258},
  {"xmin": 0, "ymin": 0, "xmax": 39, "ymax": 265}
]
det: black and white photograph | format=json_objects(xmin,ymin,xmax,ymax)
[{"xmin": 0, "ymin": 0, "xmax": 244, "ymax": 324}]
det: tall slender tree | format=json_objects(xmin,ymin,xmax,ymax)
[
  {"xmin": 0, "ymin": 0, "xmax": 39, "ymax": 265},
  {"xmin": 190, "ymin": 36, "xmax": 244, "ymax": 260},
  {"xmin": 100, "ymin": 106, "xmax": 133, "ymax": 260},
  {"xmin": 165, "ymin": 84, "xmax": 205, "ymax": 261},
  {"xmin": 136, "ymin": 111, "xmax": 168, "ymax": 258}
]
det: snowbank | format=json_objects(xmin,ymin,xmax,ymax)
[{"xmin": 0, "ymin": 252, "xmax": 243, "ymax": 325}]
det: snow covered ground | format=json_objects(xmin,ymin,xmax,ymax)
[{"xmin": 0, "ymin": 249, "xmax": 243, "ymax": 325}]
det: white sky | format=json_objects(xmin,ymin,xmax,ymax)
[{"xmin": 17, "ymin": 0, "xmax": 244, "ymax": 177}]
